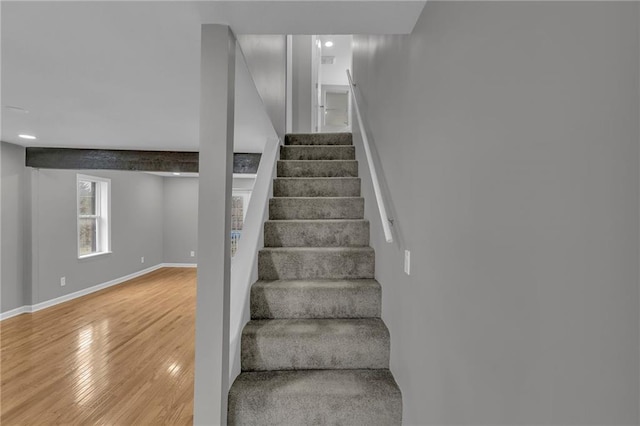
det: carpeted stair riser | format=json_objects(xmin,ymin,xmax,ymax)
[
  {"xmin": 241, "ymin": 318, "xmax": 389, "ymax": 371},
  {"xmin": 264, "ymin": 219, "xmax": 369, "ymax": 247},
  {"xmin": 273, "ymin": 177, "xmax": 361, "ymax": 197},
  {"xmin": 258, "ymin": 247, "xmax": 374, "ymax": 280},
  {"xmin": 250, "ymin": 279, "xmax": 381, "ymax": 319},
  {"xmin": 277, "ymin": 160, "xmax": 358, "ymax": 177},
  {"xmin": 280, "ymin": 145, "xmax": 355, "ymax": 160},
  {"xmin": 269, "ymin": 197, "xmax": 364, "ymax": 220},
  {"xmin": 228, "ymin": 370, "xmax": 402, "ymax": 426},
  {"xmin": 284, "ymin": 132, "xmax": 353, "ymax": 146}
]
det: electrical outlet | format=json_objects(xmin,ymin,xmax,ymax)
[
  {"xmin": 60, "ymin": 277, "xmax": 66, "ymax": 287},
  {"xmin": 404, "ymin": 250, "xmax": 411, "ymax": 275},
  {"xmin": 141, "ymin": 256, "xmax": 145, "ymax": 264},
  {"xmin": 190, "ymin": 251, "xmax": 195, "ymax": 257}
]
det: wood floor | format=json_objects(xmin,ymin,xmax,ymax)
[{"xmin": 0, "ymin": 267, "xmax": 196, "ymax": 425}]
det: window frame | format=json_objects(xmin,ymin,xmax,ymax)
[
  {"xmin": 77, "ymin": 174, "xmax": 112, "ymax": 259},
  {"xmin": 230, "ymin": 189, "xmax": 251, "ymax": 257}
]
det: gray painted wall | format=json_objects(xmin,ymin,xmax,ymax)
[
  {"xmin": 353, "ymin": 2, "xmax": 639, "ymax": 425},
  {"xmin": 234, "ymin": 42, "xmax": 279, "ymax": 153},
  {"xmin": 237, "ymin": 35, "xmax": 287, "ymax": 140},
  {"xmin": 31, "ymin": 169, "xmax": 164, "ymax": 304},
  {"xmin": 1, "ymin": 156, "xmax": 255, "ymax": 313},
  {"xmin": 161, "ymin": 176, "xmax": 255, "ymax": 265},
  {"xmin": 164, "ymin": 177, "xmax": 199, "ymax": 264},
  {"xmin": 292, "ymin": 35, "xmax": 313, "ymax": 133},
  {"xmin": 1, "ymin": 142, "xmax": 27, "ymax": 312}
]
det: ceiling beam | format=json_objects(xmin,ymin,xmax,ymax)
[{"xmin": 24, "ymin": 148, "xmax": 261, "ymax": 174}]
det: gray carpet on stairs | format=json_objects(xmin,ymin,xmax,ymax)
[
  {"xmin": 250, "ymin": 279, "xmax": 381, "ymax": 319},
  {"xmin": 241, "ymin": 318, "xmax": 390, "ymax": 371},
  {"xmin": 277, "ymin": 160, "xmax": 359, "ymax": 178},
  {"xmin": 273, "ymin": 177, "xmax": 361, "ymax": 197},
  {"xmin": 269, "ymin": 197, "xmax": 364, "ymax": 220},
  {"xmin": 229, "ymin": 370, "xmax": 401, "ymax": 426},
  {"xmin": 280, "ymin": 145, "xmax": 355, "ymax": 160},
  {"xmin": 264, "ymin": 219, "xmax": 370, "ymax": 247},
  {"xmin": 228, "ymin": 132, "xmax": 402, "ymax": 425},
  {"xmin": 284, "ymin": 132, "xmax": 353, "ymax": 145}
]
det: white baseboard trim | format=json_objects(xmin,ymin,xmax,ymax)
[
  {"xmin": 30, "ymin": 264, "xmax": 165, "ymax": 313},
  {"xmin": 0, "ymin": 306, "xmax": 30, "ymax": 321},
  {"xmin": 0, "ymin": 263, "xmax": 194, "ymax": 321},
  {"xmin": 162, "ymin": 263, "xmax": 197, "ymax": 268}
]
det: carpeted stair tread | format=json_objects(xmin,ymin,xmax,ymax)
[
  {"xmin": 258, "ymin": 247, "xmax": 374, "ymax": 280},
  {"xmin": 228, "ymin": 369, "xmax": 402, "ymax": 426},
  {"xmin": 264, "ymin": 219, "xmax": 369, "ymax": 247},
  {"xmin": 273, "ymin": 177, "xmax": 361, "ymax": 197},
  {"xmin": 284, "ymin": 132, "xmax": 352, "ymax": 145},
  {"xmin": 269, "ymin": 197, "xmax": 364, "ymax": 220},
  {"xmin": 277, "ymin": 160, "xmax": 358, "ymax": 177},
  {"xmin": 280, "ymin": 145, "xmax": 356, "ymax": 160},
  {"xmin": 250, "ymin": 279, "xmax": 381, "ymax": 319},
  {"xmin": 241, "ymin": 318, "xmax": 389, "ymax": 371},
  {"xmin": 280, "ymin": 145, "xmax": 355, "ymax": 160}
]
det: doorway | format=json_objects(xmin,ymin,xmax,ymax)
[
  {"xmin": 310, "ymin": 35, "xmax": 353, "ymax": 133},
  {"xmin": 320, "ymin": 85, "xmax": 351, "ymax": 132}
]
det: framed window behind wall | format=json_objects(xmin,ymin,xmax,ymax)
[
  {"xmin": 231, "ymin": 189, "xmax": 251, "ymax": 257},
  {"xmin": 77, "ymin": 174, "xmax": 111, "ymax": 258}
]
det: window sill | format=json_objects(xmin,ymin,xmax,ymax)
[{"xmin": 78, "ymin": 251, "xmax": 112, "ymax": 260}]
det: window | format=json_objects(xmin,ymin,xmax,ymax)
[{"xmin": 77, "ymin": 174, "xmax": 111, "ymax": 258}]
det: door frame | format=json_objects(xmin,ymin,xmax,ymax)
[{"xmin": 311, "ymin": 36, "xmax": 322, "ymax": 132}]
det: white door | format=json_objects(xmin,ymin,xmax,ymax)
[{"xmin": 320, "ymin": 85, "xmax": 351, "ymax": 133}]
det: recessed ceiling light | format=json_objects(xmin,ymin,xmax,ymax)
[
  {"xmin": 19, "ymin": 134, "xmax": 36, "ymax": 140},
  {"xmin": 173, "ymin": 172, "xmax": 181, "ymax": 176},
  {"xmin": 324, "ymin": 41, "xmax": 334, "ymax": 47}
]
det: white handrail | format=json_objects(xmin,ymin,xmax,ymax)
[{"xmin": 346, "ymin": 70, "xmax": 393, "ymax": 243}]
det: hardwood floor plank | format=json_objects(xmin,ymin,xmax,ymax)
[{"xmin": 0, "ymin": 267, "xmax": 196, "ymax": 425}]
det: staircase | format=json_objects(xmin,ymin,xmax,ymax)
[{"xmin": 228, "ymin": 133, "xmax": 402, "ymax": 425}]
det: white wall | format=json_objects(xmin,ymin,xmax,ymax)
[{"xmin": 353, "ymin": 2, "xmax": 639, "ymax": 425}]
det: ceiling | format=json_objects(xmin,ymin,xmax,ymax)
[
  {"xmin": 1, "ymin": 1, "xmax": 426, "ymax": 151},
  {"xmin": 319, "ymin": 35, "xmax": 353, "ymax": 86}
]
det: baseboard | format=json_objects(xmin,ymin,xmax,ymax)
[
  {"xmin": 162, "ymin": 262, "xmax": 197, "ymax": 268},
  {"xmin": 31, "ymin": 264, "xmax": 166, "ymax": 313},
  {"xmin": 1, "ymin": 263, "xmax": 170, "ymax": 321},
  {"xmin": 0, "ymin": 306, "xmax": 30, "ymax": 321}
]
